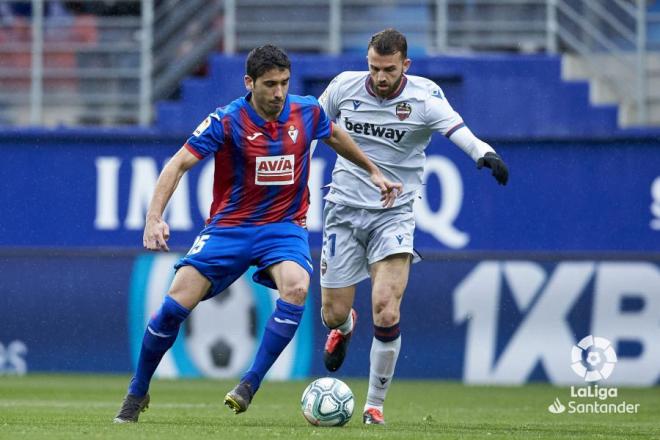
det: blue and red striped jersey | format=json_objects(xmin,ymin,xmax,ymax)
[{"xmin": 184, "ymin": 93, "xmax": 333, "ymax": 227}]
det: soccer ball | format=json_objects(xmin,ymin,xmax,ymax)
[{"xmin": 301, "ymin": 377, "xmax": 354, "ymax": 427}]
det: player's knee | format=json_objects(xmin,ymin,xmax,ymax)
[
  {"xmin": 373, "ymin": 299, "xmax": 399, "ymax": 327},
  {"xmin": 167, "ymin": 266, "xmax": 210, "ymax": 310},
  {"xmin": 168, "ymin": 287, "xmax": 201, "ymax": 311},
  {"xmin": 280, "ymin": 283, "xmax": 308, "ymax": 306},
  {"xmin": 374, "ymin": 310, "xmax": 399, "ymax": 327}
]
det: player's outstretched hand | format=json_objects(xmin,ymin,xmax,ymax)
[
  {"xmin": 143, "ymin": 216, "xmax": 171, "ymax": 251},
  {"xmin": 370, "ymin": 172, "xmax": 403, "ymax": 208},
  {"xmin": 477, "ymin": 152, "xmax": 509, "ymax": 185}
]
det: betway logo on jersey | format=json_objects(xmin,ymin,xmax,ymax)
[
  {"xmin": 344, "ymin": 118, "xmax": 406, "ymax": 143},
  {"xmin": 255, "ymin": 154, "xmax": 295, "ymax": 185}
]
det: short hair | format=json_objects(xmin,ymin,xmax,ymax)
[
  {"xmin": 368, "ymin": 28, "xmax": 408, "ymax": 59},
  {"xmin": 245, "ymin": 44, "xmax": 291, "ymax": 80}
]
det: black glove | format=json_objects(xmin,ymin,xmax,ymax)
[{"xmin": 477, "ymin": 152, "xmax": 508, "ymax": 185}]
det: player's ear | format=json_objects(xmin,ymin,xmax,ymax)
[
  {"xmin": 244, "ymin": 75, "xmax": 254, "ymax": 91},
  {"xmin": 403, "ymin": 58, "xmax": 411, "ymax": 73}
]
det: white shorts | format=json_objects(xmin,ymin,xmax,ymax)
[{"xmin": 320, "ymin": 201, "xmax": 418, "ymax": 288}]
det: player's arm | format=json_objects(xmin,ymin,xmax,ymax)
[
  {"xmin": 448, "ymin": 126, "xmax": 509, "ymax": 186},
  {"xmin": 143, "ymin": 146, "xmax": 201, "ymax": 251},
  {"xmin": 426, "ymin": 84, "xmax": 508, "ymax": 185},
  {"xmin": 323, "ymin": 123, "xmax": 403, "ymax": 207},
  {"xmin": 310, "ymin": 75, "xmax": 341, "ymax": 156}
]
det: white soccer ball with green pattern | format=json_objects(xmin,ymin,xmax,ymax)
[{"xmin": 301, "ymin": 377, "xmax": 354, "ymax": 427}]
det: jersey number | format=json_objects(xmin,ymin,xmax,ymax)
[
  {"xmin": 327, "ymin": 233, "xmax": 336, "ymax": 257},
  {"xmin": 188, "ymin": 234, "xmax": 210, "ymax": 255}
]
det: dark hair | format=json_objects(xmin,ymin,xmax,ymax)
[
  {"xmin": 368, "ymin": 28, "xmax": 408, "ymax": 59},
  {"xmin": 245, "ymin": 44, "xmax": 291, "ymax": 80}
]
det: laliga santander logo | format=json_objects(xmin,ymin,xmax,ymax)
[
  {"xmin": 548, "ymin": 335, "xmax": 640, "ymax": 415},
  {"xmin": 570, "ymin": 335, "xmax": 618, "ymax": 382}
]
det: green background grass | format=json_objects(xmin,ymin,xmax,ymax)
[{"xmin": 0, "ymin": 375, "xmax": 658, "ymax": 439}]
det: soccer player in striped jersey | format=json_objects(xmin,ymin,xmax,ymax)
[
  {"xmin": 317, "ymin": 29, "xmax": 509, "ymax": 425},
  {"xmin": 113, "ymin": 44, "xmax": 401, "ymax": 423}
]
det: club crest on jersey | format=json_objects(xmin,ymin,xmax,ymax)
[
  {"xmin": 287, "ymin": 125, "xmax": 299, "ymax": 143},
  {"xmin": 255, "ymin": 154, "xmax": 295, "ymax": 185},
  {"xmin": 352, "ymin": 100, "xmax": 362, "ymax": 110},
  {"xmin": 395, "ymin": 102, "xmax": 412, "ymax": 121}
]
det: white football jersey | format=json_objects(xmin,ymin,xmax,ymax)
[{"xmin": 319, "ymin": 71, "xmax": 466, "ymax": 209}]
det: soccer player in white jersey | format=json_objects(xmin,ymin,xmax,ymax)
[{"xmin": 317, "ymin": 28, "xmax": 509, "ymax": 425}]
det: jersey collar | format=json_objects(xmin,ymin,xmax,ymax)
[
  {"xmin": 364, "ymin": 74, "xmax": 408, "ymax": 100},
  {"xmin": 243, "ymin": 92, "xmax": 291, "ymax": 126}
]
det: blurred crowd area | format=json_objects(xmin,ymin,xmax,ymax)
[
  {"xmin": 0, "ymin": 2, "xmax": 143, "ymax": 124},
  {"xmin": 0, "ymin": 0, "xmax": 220, "ymax": 125},
  {"xmin": 0, "ymin": 0, "xmax": 217, "ymax": 74},
  {"xmin": 1, "ymin": 0, "xmax": 659, "ymax": 127},
  {"xmin": 0, "ymin": 2, "xmax": 102, "ymax": 81},
  {"xmin": 0, "ymin": 1, "xmax": 143, "ymax": 52}
]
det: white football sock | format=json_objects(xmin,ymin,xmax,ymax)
[
  {"xmin": 365, "ymin": 335, "xmax": 401, "ymax": 411},
  {"xmin": 336, "ymin": 310, "xmax": 354, "ymax": 334},
  {"xmin": 320, "ymin": 308, "xmax": 353, "ymax": 334}
]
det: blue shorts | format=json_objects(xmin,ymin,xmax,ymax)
[{"xmin": 174, "ymin": 222, "xmax": 313, "ymax": 300}]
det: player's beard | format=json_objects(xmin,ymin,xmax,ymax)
[
  {"xmin": 253, "ymin": 97, "xmax": 283, "ymax": 120},
  {"xmin": 374, "ymin": 73, "xmax": 404, "ymax": 98},
  {"xmin": 270, "ymin": 99, "xmax": 284, "ymax": 112},
  {"xmin": 263, "ymin": 100, "xmax": 283, "ymax": 118}
]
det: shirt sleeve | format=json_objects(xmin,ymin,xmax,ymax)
[
  {"xmin": 424, "ymin": 82, "xmax": 465, "ymax": 136},
  {"xmin": 318, "ymin": 74, "xmax": 341, "ymax": 120},
  {"xmin": 184, "ymin": 113, "xmax": 225, "ymax": 159},
  {"xmin": 312, "ymin": 99, "xmax": 333, "ymax": 140},
  {"xmin": 447, "ymin": 124, "xmax": 495, "ymax": 162}
]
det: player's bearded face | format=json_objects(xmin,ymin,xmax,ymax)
[
  {"xmin": 367, "ymin": 48, "xmax": 411, "ymax": 98},
  {"xmin": 245, "ymin": 68, "xmax": 290, "ymax": 119}
]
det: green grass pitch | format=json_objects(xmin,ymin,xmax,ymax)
[{"xmin": 0, "ymin": 375, "xmax": 658, "ymax": 439}]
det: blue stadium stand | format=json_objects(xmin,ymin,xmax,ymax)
[{"xmin": 156, "ymin": 53, "xmax": 620, "ymax": 140}]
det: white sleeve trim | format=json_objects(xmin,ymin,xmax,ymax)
[{"xmin": 448, "ymin": 126, "xmax": 495, "ymax": 162}]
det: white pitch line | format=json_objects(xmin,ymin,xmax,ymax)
[{"xmin": 0, "ymin": 400, "xmax": 212, "ymax": 409}]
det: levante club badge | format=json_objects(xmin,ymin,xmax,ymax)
[{"xmin": 396, "ymin": 102, "xmax": 412, "ymax": 121}]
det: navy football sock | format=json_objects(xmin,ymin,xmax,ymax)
[
  {"xmin": 241, "ymin": 298, "xmax": 304, "ymax": 392},
  {"xmin": 128, "ymin": 295, "xmax": 190, "ymax": 396}
]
